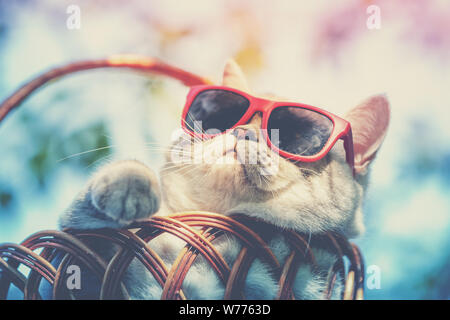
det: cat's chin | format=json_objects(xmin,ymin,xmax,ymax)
[
  {"xmin": 203, "ymin": 156, "xmax": 290, "ymax": 194},
  {"xmin": 241, "ymin": 165, "xmax": 293, "ymax": 193}
]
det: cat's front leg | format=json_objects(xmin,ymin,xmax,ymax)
[
  {"xmin": 50, "ymin": 160, "xmax": 162, "ymax": 299},
  {"xmin": 59, "ymin": 160, "xmax": 161, "ymax": 230}
]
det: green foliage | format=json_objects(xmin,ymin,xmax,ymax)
[
  {"xmin": 0, "ymin": 190, "xmax": 12, "ymax": 209},
  {"xmin": 26, "ymin": 119, "xmax": 111, "ymax": 188}
]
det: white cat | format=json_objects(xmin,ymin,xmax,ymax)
[{"xmin": 59, "ymin": 59, "xmax": 390, "ymax": 299}]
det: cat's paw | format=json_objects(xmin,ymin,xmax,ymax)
[{"xmin": 90, "ymin": 160, "xmax": 161, "ymax": 225}]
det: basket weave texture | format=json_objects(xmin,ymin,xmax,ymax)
[{"xmin": 0, "ymin": 212, "xmax": 364, "ymax": 300}]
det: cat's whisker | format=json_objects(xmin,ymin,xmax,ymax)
[
  {"xmin": 304, "ymin": 228, "xmax": 312, "ymax": 258},
  {"xmin": 56, "ymin": 145, "xmax": 116, "ymax": 163},
  {"xmin": 144, "ymin": 141, "xmax": 196, "ymax": 153},
  {"xmin": 172, "ymin": 132, "xmax": 200, "ymax": 147},
  {"xmin": 85, "ymin": 154, "xmax": 114, "ymax": 170},
  {"xmin": 288, "ymin": 159, "xmax": 320, "ymax": 177},
  {"xmin": 181, "ymin": 118, "xmax": 196, "ymax": 133},
  {"xmin": 186, "ymin": 114, "xmax": 207, "ymax": 136},
  {"xmin": 102, "ymin": 133, "xmax": 114, "ymax": 140},
  {"xmin": 159, "ymin": 164, "xmax": 182, "ymax": 172},
  {"xmin": 182, "ymin": 117, "xmax": 206, "ymax": 143},
  {"xmin": 160, "ymin": 160, "xmax": 197, "ymax": 169},
  {"xmin": 297, "ymin": 143, "xmax": 316, "ymax": 157},
  {"xmin": 144, "ymin": 143, "xmax": 186, "ymax": 151},
  {"xmin": 183, "ymin": 135, "xmax": 202, "ymax": 145},
  {"xmin": 163, "ymin": 164, "xmax": 200, "ymax": 178},
  {"xmin": 159, "ymin": 162, "xmax": 196, "ymax": 174},
  {"xmin": 143, "ymin": 146, "xmax": 194, "ymax": 155},
  {"xmin": 144, "ymin": 147, "xmax": 186, "ymax": 153},
  {"xmin": 144, "ymin": 141, "xmax": 182, "ymax": 147}
]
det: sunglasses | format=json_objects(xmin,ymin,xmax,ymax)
[{"xmin": 181, "ymin": 85, "xmax": 355, "ymax": 174}]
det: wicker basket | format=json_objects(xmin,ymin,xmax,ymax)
[{"xmin": 0, "ymin": 212, "xmax": 364, "ymax": 300}]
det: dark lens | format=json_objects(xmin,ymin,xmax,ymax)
[
  {"xmin": 186, "ymin": 89, "xmax": 250, "ymax": 133},
  {"xmin": 268, "ymin": 106, "xmax": 333, "ymax": 156}
]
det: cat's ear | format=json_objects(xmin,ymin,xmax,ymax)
[
  {"xmin": 222, "ymin": 59, "xmax": 250, "ymax": 91},
  {"xmin": 345, "ymin": 94, "xmax": 390, "ymax": 175}
]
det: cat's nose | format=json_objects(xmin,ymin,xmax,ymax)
[{"xmin": 231, "ymin": 127, "xmax": 258, "ymax": 142}]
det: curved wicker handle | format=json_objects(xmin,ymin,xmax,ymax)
[{"xmin": 0, "ymin": 55, "xmax": 212, "ymax": 123}]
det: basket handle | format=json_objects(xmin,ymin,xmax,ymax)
[{"xmin": 0, "ymin": 54, "xmax": 212, "ymax": 123}]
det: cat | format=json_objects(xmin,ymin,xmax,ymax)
[{"xmin": 58, "ymin": 59, "xmax": 390, "ymax": 299}]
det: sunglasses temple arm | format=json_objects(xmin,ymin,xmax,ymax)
[{"xmin": 343, "ymin": 129, "xmax": 356, "ymax": 177}]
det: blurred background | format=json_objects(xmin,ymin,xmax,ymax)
[{"xmin": 0, "ymin": 0, "xmax": 449, "ymax": 299}]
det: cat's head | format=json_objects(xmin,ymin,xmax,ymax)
[{"xmin": 160, "ymin": 60, "xmax": 389, "ymax": 238}]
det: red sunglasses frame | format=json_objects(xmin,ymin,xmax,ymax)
[{"xmin": 181, "ymin": 85, "xmax": 355, "ymax": 175}]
